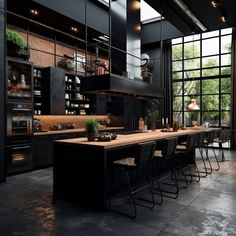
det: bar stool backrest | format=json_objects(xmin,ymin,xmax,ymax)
[
  {"xmin": 196, "ymin": 132, "xmax": 205, "ymax": 148},
  {"xmin": 221, "ymin": 129, "xmax": 231, "ymax": 143},
  {"xmin": 162, "ymin": 138, "xmax": 178, "ymax": 159},
  {"xmin": 186, "ymin": 133, "xmax": 197, "ymax": 152},
  {"xmin": 206, "ymin": 130, "xmax": 216, "ymax": 144},
  {"xmin": 135, "ymin": 141, "xmax": 156, "ymax": 166}
]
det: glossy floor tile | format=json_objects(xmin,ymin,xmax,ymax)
[{"xmin": 0, "ymin": 150, "xmax": 235, "ymax": 235}]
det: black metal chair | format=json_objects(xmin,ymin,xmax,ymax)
[
  {"xmin": 213, "ymin": 129, "xmax": 231, "ymax": 161},
  {"xmin": 175, "ymin": 133, "xmax": 199, "ymax": 184},
  {"xmin": 152, "ymin": 137, "xmax": 179, "ymax": 199},
  {"xmin": 204, "ymin": 130, "xmax": 220, "ymax": 171},
  {"xmin": 108, "ymin": 141, "xmax": 156, "ymax": 219}
]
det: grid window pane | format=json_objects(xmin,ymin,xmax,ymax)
[
  {"xmin": 221, "ymin": 54, "xmax": 231, "ymax": 66},
  {"xmin": 184, "ymin": 58, "xmax": 200, "ymax": 70},
  {"xmin": 184, "ymin": 80, "xmax": 200, "ymax": 95},
  {"xmin": 202, "ymin": 56, "xmax": 219, "ymax": 68},
  {"xmin": 202, "ymin": 79, "xmax": 219, "ymax": 94},
  {"xmin": 221, "ymin": 78, "xmax": 231, "ymax": 93},
  {"xmin": 184, "ymin": 41, "xmax": 200, "ymax": 59},
  {"xmin": 202, "ymin": 68, "xmax": 219, "ymax": 77},
  {"xmin": 184, "ymin": 70, "xmax": 200, "ymax": 79},
  {"xmin": 172, "ymin": 61, "xmax": 182, "ymax": 71},
  {"xmin": 173, "ymin": 96, "xmax": 182, "ymax": 111},
  {"xmin": 202, "ymin": 95, "xmax": 219, "ymax": 111},
  {"xmin": 172, "ymin": 44, "xmax": 183, "ymax": 60},
  {"xmin": 221, "ymin": 35, "xmax": 232, "ymax": 53},
  {"xmin": 221, "ymin": 111, "xmax": 230, "ymax": 126},
  {"xmin": 202, "ymin": 38, "xmax": 219, "ymax": 56},
  {"xmin": 202, "ymin": 111, "xmax": 219, "ymax": 126},
  {"xmin": 173, "ymin": 82, "xmax": 182, "ymax": 96},
  {"xmin": 221, "ymin": 94, "xmax": 231, "ymax": 110},
  {"xmin": 173, "ymin": 71, "xmax": 183, "ymax": 80},
  {"xmin": 202, "ymin": 30, "xmax": 219, "ymax": 39},
  {"xmin": 184, "ymin": 111, "xmax": 200, "ymax": 126},
  {"xmin": 221, "ymin": 66, "xmax": 231, "ymax": 75}
]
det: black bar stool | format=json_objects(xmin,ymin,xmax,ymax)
[
  {"xmin": 204, "ymin": 130, "xmax": 220, "ymax": 171},
  {"xmin": 152, "ymin": 137, "xmax": 178, "ymax": 199},
  {"xmin": 108, "ymin": 141, "xmax": 156, "ymax": 219},
  {"xmin": 175, "ymin": 133, "xmax": 199, "ymax": 184},
  {"xmin": 213, "ymin": 129, "xmax": 231, "ymax": 161},
  {"xmin": 195, "ymin": 132, "xmax": 211, "ymax": 177}
]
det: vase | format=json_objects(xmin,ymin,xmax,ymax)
[{"xmin": 151, "ymin": 120, "xmax": 156, "ymax": 131}]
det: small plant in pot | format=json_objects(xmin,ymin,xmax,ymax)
[{"xmin": 85, "ymin": 119, "xmax": 99, "ymax": 141}]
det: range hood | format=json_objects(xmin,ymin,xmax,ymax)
[{"xmin": 80, "ymin": 74, "xmax": 164, "ymax": 99}]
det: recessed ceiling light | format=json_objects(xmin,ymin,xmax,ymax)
[
  {"xmin": 71, "ymin": 27, "xmax": 78, "ymax": 32},
  {"xmin": 30, "ymin": 9, "xmax": 39, "ymax": 16}
]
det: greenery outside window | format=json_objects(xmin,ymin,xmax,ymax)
[{"xmin": 172, "ymin": 28, "xmax": 232, "ymax": 127}]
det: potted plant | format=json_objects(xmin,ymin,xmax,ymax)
[
  {"xmin": 85, "ymin": 119, "xmax": 99, "ymax": 141},
  {"xmin": 6, "ymin": 29, "xmax": 30, "ymax": 60},
  {"xmin": 147, "ymin": 109, "xmax": 158, "ymax": 131}
]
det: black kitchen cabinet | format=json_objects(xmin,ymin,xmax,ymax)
[
  {"xmin": 32, "ymin": 132, "xmax": 85, "ymax": 169},
  {"xmin": 43, "ymin": 67, "xmax": 65, "ymax": 115}
]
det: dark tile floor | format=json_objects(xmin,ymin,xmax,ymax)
[{"xmin": 0, "ymin": 149, "xmax": 236, "ymax": 236}]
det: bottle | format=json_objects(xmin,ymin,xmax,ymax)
[{"xmin": 139, "ymin": 118, "xmax": 144, "ymax": 131}]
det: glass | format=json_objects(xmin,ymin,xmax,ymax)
[
  {"xmin": 184, "ymin": 41, "xmax": 200, "ymax": 59},
  {"xmin": 221, "ymin": 78, "xmax": 231, "ymax": 93},
  {"xmin": 202, "ymin": 30, "xmax": 219, "ymax": 39},
  {"xmin": 173, "ymin": 82, "xmax": 182, "ymax": 96},
  {"xmin": 221, "ymin": 35, "xmax": 232, "ymax": 53},
  {"xmin": 184, "ymin": 70, "xmax": 200, "ymax": 79},
  {"xmin": 202, "ymin": 79, "xmax": 219, "ymax": 94},
  {"xmin": 221, "ymin": 66, "xmax": 231, "ymax": 75},
  {"xmin": 221, "ymin": 94, "xmax": 231, "ymax": 110},
  {"xmin": 202, "ymin": 38, "xmax": 219, "ymax": 56},
  {"xmin": 184, "ymin": 58, "xmax": 200, "ymax": 70},
  {"xmin": 184, "ymin": 80, "xmax": 200, "ymax": 95},
  {"xmin": 202, "ymin": 111, "xmax": 219, "ymax": 126},
  {"xmin": 173, "ymin": 71, "xmax": 183, "ymax": 80},
  {"xmin": 172, "ymin": 61, "xmax": 182, "ymax": 71},
  {"xmin": 202, "ymin": 95, "xmax": 219, "ymax": 111},
  {"xmin": 172, "ymin": 38, "xmax": 182, "ymax": 44},
  {"xmin": 202, "ymin": 56, "xmax": 219, "ymax": 68},
  {"xmin": 172, "ymin": 44, "xmax": 183, "ymax": 60},
  {"xmin": 221, "ymin": 111, "xmax": 230, "ymax": 126},
  {"xmin": 173, "ymin": 96, "xmax": 182, "ymax": 111},
  {"xmin": 221, "ymin": 54, "xmax": 231, "ymax": 66},
  {"xmin": 221, "ymin": 28, "xmax": 232, "ymax": 35},
  {"xmin": 202, "ymin": 68, "xmax": 219, "ymax": 77}
]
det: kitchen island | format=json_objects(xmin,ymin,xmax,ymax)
[{"xmin": 53, "ymin": 128, "xmax": 216, "ymax": 210}]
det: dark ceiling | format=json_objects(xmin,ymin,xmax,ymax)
[{"xmin": 146, "ymin": 0, "xmax": 235, "ymax": 35}]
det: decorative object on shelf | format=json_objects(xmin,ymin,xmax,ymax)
[
  {"xmin": 6, "ymin": 29, "xmax": 30, "ymax": 60},
  {"xmin": 97, "ymin": 132, "xmax": 117, "ymax": 142},
  {"xmin": 141, "ymin": 53, "xmax": 153, "ymax": 83},
  {"xmin": 85, "ymin": 119, "xmax": 99, "ymax": 141},
  {"xmin": 58, "ymin": 55, "xmax": 75, "ymax": 71}
]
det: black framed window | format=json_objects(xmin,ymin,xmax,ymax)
[{"xmin": 172, "ymin": 28, "xmax": 232, "ymax": 127}]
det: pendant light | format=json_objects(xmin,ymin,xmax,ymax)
[{"xmin": 187, "ymin": 33, "xmax": 200, "ymax": 111}]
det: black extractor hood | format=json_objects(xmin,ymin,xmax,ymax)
[{"xmin": 80, "ymin": 74, "xmax": 164, "ymax": 99}]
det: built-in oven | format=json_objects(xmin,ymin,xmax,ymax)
[
  {"xmin": 7, "ymin": 103, "xmax": 33, "ymax": 144},
  {"xmin": 6, "ymin": 144, "xmax": 32, "ymax": 175},
  {"xmin": 6, "ymin": 102, "xmax": 33, "ymax": 175}
]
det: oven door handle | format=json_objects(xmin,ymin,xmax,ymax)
[
  {"xmin": 12, "ymin": 108, "xmax": 32, "ymax": 111},
  {"xmin": 12, "ymin": 145, "xmax": 31, "ymax": 150}
]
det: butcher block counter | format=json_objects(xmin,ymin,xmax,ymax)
[{"xmin": 53, "ymin": 128, "xmax": 218, "ymax": 210}]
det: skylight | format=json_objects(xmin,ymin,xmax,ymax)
[
  {"xmin": 98, "ymin": 0, "xmax": 161, "ymax": 23},
  {"xmin": 141, "ymin": 0, "xmax": 161, "ymax": 23}
]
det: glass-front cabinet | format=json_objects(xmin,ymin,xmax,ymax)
[{"xmin": 7, "ymin": 58, "xmax": 33, "ymax": 102}]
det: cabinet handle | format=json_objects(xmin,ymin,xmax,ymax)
[{"xmin": 12, "ymin": 146, "xmax": 31, "ymax": 150}]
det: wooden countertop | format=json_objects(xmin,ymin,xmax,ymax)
[
  {"xmin": 33, "ymin": 126, "xmax": 124, "ymax": 136},
  {"xmin": 54, "ymin": 128, "xmax": 219, "ymax": 149}
]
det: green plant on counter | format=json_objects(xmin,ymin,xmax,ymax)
[
  {"xmin": 85, "ymin": 119, "xmax": 99, "ymax": 141},
  {"xmin": 147, "ymin": 109, "xmax": 158, "ymax": 131}
]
